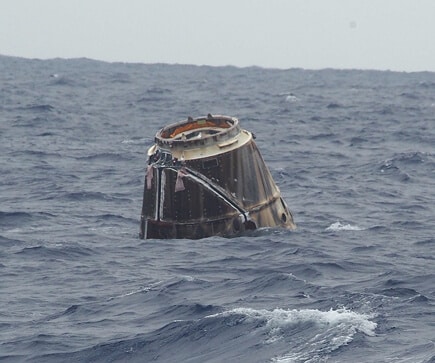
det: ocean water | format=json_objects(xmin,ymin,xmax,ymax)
[{"xmin": 0, "ymin": 55, "xmax": 434, "ymax": 362}]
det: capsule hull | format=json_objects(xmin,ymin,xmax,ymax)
[{"xmin": 140, "ymin": 115, "xmax": 295, "ymax": 239}]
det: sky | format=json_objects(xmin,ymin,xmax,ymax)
[{"xmin": 1, "ymin": 0, "xmax": 435, "ymax": 72}]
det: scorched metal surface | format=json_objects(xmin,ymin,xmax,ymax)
[{"xmin": 139, "ymin": 114, "xmax": 296, "ymax": 239}]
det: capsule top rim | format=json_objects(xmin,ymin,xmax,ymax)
[{"xmin": 155, "ymin": 114, "xmax": 241, "ymax": 149}]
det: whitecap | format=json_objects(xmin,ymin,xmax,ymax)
[
  {"xmin": 234, "ymin": 307, "xmax": 375, "ymax": 335},
  {"xmin": 326, "ymin": 221, "xmax": 364, "ymax": 231},
  {"xmin": 208, "ymin": 307, "xmax": 377, "ymax": 363},
  {"xmin": 121, "ymin": 138, "xmax": 148, "ymax": 144},
  {"xmin": 207, "ymin": 306, "xmax": 376, "ymax": 335},
  {"xmin": 285, "ymin": 95, "xmax": 299, "ymax": 102}
]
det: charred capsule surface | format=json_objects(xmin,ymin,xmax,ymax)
[{"xmin": 140, "ymin": 114, "xmax": 295, "ymax": 239}]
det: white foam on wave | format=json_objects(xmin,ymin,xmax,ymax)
[
  {"xmin": 121, "ymin": 138, "xmax": 148, "ymax": 144},
  {"xmin": 207, "ymin": 307, "xmax": 376, "ymax": 362},
  {"xmin": 231, "ymin": 307, "xmax": 376, "ymax": 336},
  {"xmin": 326, "ymin": 221, "xmax": 365, "ymax": 231},
  {"xmin": 285, "ymin": 95, "xmax": 299, "ymax": 102}
]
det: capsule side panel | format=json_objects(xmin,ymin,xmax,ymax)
[
  {"xmin": 185, "ymin": 139, "xmax": 295, "ymax": 230},
  {"xmin": 160, "ymin": 168, "xmax": 240, "ymax": 223},
  {"xmin": 187, "ymin": 139, "xmax": 278, "ymax": 208},
  {"xmin": 139, "ymin": 165, "xmax": 158, "ymax": 238}
]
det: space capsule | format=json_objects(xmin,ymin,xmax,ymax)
[{"xmin": 139, "ymin": 114, "xmax": 295, "ymax": 239}]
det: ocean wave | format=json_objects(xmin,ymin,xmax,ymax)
[
  {"xmin": 209, "ymin": 306, "xmax": 377, "ymax": 362},
  {"xmin": 211, "ymin": 306, "xmax": 376, "ymax": 334},
  {"xmin": 379, "ymin": 151, "xmax": 434, "ymax": 182},
  {"xmin": 14, "ymin": 243, "xmax": 95, "ymax": 259},
  {"xmin": 76, "ymin": 152, "xmax": 132, "ymax": 162},
  {"xmin": 61, "ymin": 191, "xmax": 113, "ymax": 201},
  {"xmin": 242, "ymin": 272, "xmax": 307, "ymax": 295},
  {"xmin": 0, "ymin": 211, "xmax": 55, "ymax": 228},
  {"xmin": 378, "ymin": 287, "xmax": 422, "ymax": 298},
  {"xmin": 325, "ymin": 222, "xmax": 365, "ymax": 231},
  {"xmin": 49, "ymin": 75, "xmax": 79, "ymax": 86},
  {"xmin": 23, "ymin": 104, "xmax": 56, "ymax": 112},
  {"xmin": 121, "ymin": 137, "xmax": 149, "ymax": 145}
]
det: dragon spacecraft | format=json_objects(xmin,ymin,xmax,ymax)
[{"xmin": 139, "ymin": 114, "xmax": 295, "ymax": 239}]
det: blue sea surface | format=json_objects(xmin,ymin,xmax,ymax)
[{"xmin": 0, "ymin": 55, "xmax": 434, "ymax": 362}]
